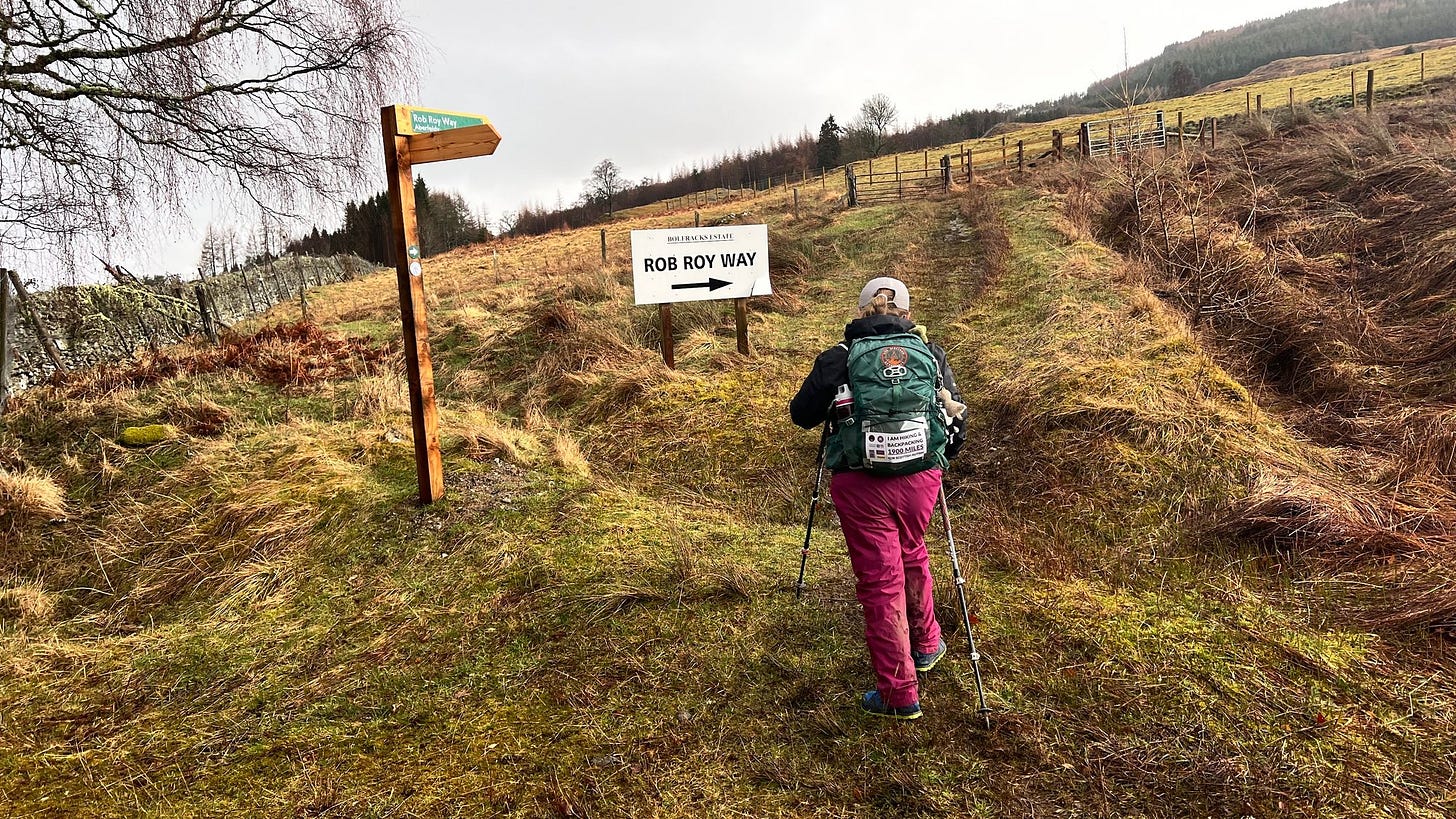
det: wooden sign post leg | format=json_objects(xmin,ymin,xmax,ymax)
[
  {"xmin": 382, "ymin": 105, "xmax": 445, "ymax": 504},
  {"xmin": 733, "ymin": 297, "xmax": 750, "ymax": 356},
  {"xmin": 659, "ymin": 304, "xmax": 675, "ymax": 369}
]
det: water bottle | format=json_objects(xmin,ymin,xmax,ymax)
[{"xmin": 832, "ymin": 384, "xmax": 854, "ymax": 424}]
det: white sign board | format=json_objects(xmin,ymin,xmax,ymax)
[{"xmin": 631, "ymin": 224, "xmax": 772, "ymax": 305}]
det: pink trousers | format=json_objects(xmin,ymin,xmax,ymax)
[{"xmin": 830, "ymin": 468, "xmax": 944, "ymax": 708}]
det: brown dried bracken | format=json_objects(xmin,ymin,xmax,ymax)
[{"xmin": 49, "ymin": 321, "xmax": 393, "ymax": 396}]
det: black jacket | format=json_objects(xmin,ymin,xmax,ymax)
[{"xmin": 789, "ymin": 315, "xmax": 965, "ymax": 454}]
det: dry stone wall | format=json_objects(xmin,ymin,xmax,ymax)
[{"xmin": 4, "ymin": 254, "xmax": 379, "ymax": 392}]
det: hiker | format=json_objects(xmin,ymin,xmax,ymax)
[{"xmin": 790, "ymin": 276, "xmax": 966, "ymax": 720}]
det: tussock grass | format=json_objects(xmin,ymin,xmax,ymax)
[
  {"xmin": 457, "ymin": 410, "xmax": 542, "ymax": 465},
  {"xmin": 0, "ymin": 468, "xmax": 66, "ymax": 530},
  {"xmin": 550, "ymin": 431, "xmax": 591, "ymax": 477},
  {"xmin": 161, "ymin": 394, "xmax": 234, "ymax": 436},
  {"xmin": 0, "ymin": 582, "xmax": 58, "ymax": 627},
  {"xmin": 91, "ymin": 426, "xmax": 365, "ymax": 615},
  {"xmin": 1060, "ymin": 99, "xmax": 1456, "ymax": 633},
  {"xmin": 347, "ymin": 370, "xmax": 409, "ymax": 420}
]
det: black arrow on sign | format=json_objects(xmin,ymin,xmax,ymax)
[{"xmin": 671, "ymin": 277, "xmax": 731, "ymax": 292}]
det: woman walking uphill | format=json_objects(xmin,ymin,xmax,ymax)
[{"xmin": 790, "ymin": 277, "xmax": 966, "ymax": 720}]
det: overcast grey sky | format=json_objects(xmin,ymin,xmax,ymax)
[{"xmin": 150, "ymin": 0, "xmax": 1329, "ymax": 279}]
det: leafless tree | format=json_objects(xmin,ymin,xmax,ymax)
[
  {"xmin": 852, "ymin": 93, "xmax": 899, "ymax": 158},
  {"xmin": 584, "ymin": 158, "xmax": 625, "ymax": 217},
  {"xmin": 0, "ymin": 0, "xmax": 416, "ymax": 254},
  {"xmin": 198, "ymin": 224, "xmax": 222, "ymax": 278},
  {"xmin": 497, "ymin": 209, "xmax": 518, "ymax": 237}
]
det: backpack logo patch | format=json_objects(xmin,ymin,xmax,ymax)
[{"xmin": 880, "ymin": 345, "xmax": 909, "ymax": 379}]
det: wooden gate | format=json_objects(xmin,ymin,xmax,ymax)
[
  {"xmin": 847, "ymin": 155, "xmax": 951, "ymax": 206},
  {"xmin": 1080, "ymin": 110, "xmax": 1167, "ymax": 158}
]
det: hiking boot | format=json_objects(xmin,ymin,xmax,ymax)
[
  {"xmin": 914, "ymin": 639, "xmax": 947, "ymax": 673},
  {"xmin": 860, "ymin": 691, "xmax": 922, "ymax": 720}
]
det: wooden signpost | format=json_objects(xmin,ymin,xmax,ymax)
[{"xmin": 381, "ymin": 104, "xmax": 502, "ymax": 504}]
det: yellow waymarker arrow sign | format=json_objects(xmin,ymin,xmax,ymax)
[{"xmin": 393, "ymin": 105, "xmax": 501, "ymax": 164}]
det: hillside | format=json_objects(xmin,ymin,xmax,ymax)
[
  {"xmin": 4, "ymin": 87, "xmax": 1456, "ymax": 816},
  {"xmin": 503, "ymin": 15, "xmax": 1456, "ymax": 244},
  {"xmin": 1203, "ymin": 36, "xmax": 1456, "ymax": 92},
  {"xmin": 1089, "ymin": 0, "xmax": 1456, "ymax": 101}
]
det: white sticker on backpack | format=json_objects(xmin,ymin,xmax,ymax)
[{"xmin": 865, "ymin": 420, "xmax": 928, "ymax": 464}]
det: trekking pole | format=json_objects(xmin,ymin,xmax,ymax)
[
  {"xmin": 794, "ymin": 423, "xmax": 831, "ymax": 600},
  {"xmin": 939, "ymin": 485, "xmax": 992, "ymax": 729}
]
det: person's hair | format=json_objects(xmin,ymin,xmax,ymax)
[{"xmin": 860, "ymin": 290, "xmax": 910, "ymax": 318}]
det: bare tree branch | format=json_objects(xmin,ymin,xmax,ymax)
[{"xmin": 0, "ymin": 0, "xmax": 417, "ymax": 251}]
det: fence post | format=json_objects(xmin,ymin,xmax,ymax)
[
  {"xmin": 196, "ymin": 284, "xmax": 219, "ymax": 344},
  {"xmin": 1001, "ymin": 136, "xmax": 1008, "ymax": 167},
  {"xmin": 5, "ymin": 269, "xmax": 66, "ymax": 374},
  {"xmin": 1211, "ymin": 117, "xmax": 1218, "ymax": 150},
  {"xmin": 1080, "ymin": 122, "xmax": 1090, "ymax": 157},
  {"xmin": 1256, "ymin": 94, "xmax": 1262, "ymax": 117},
  {"xmin": 239, "ymin": 266, "xmax": 259, "ymax": 313},
  {"xmin": 1289, "ymin": 87, "xmax": 1295, "ymax": 112},
  {"xmin": 695, "ymin": 210, "xmax": 701, "ymax": 227},
  {"xmin": 1107, "ymin": 124, "xmax": 1115, "ymax": 158},
  {"xmin": 793, "ymin": 188, "xmax": 799, "ymax": 218},
  {"xmin": 1351, "ymin": 70, "xmax": 1357, "ymax": 109},
  {"xmin": 1246, "ymin": 91, "xmax": 1251, "ymax": 117},
  {"xmin": 0, "ymin": 274, "xmax": 11, "ymax": 413},
  {"xmin": 968, "ymin": 147, "xmax": 975, "ymax": 183},
  {"xmin": 845, "ymin": 166, "xmax": 857, "ymax": 207},
  {"xmin": 1177, "ymin": 111, "xmax": 1184, "ymax": 149},
  {"xmin": 293, "ymin": 255, "xmax": 310, "ymax": 323},
  {"xmin": 1017, "ymin": 140, "xmax": 1024, "ymax": 172},
  {"xmin": 1366, "ymin": 69, "xmax": 1375, "ymax": 114},
  {"xmin": 600, "ymin": 228, "xmax": 607, "ymax": 264},
  {"xmin": 1052, "ymin": 129, "xmax": 1063, "ymax": 159},
  {"xmin": 940, "ymin": 155, "xmax": 950, "ymax": 191},
  {"xmin": 1421, "ymin": 51, "xmax": 1426, "ymax": 83}
]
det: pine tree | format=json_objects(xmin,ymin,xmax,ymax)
[
  {"xmin": 1167, "ymin": 61, "xmax": 1200, "ymax": 97},
  {"xmin": 816, "ymin": 116, "xmax": 842, "ymax": 171}
]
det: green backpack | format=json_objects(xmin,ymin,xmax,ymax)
[{"xmin": 825, "ymin": 333, "xmax": 948, "ymax": 476}]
